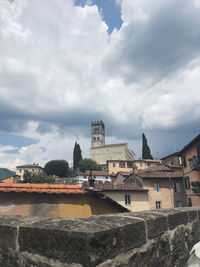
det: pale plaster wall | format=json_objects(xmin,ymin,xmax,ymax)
[
  {"xmin": 0, "ymin": 192, "xmax": 124, "ymax": 218},
  {"xmin": 16, "ymin": 167, "xmax": 44, "ymax": 179},
  {"xmin": 90, "ymin": 144, "xmax": 135, "ymax": 165},
  {"xmin": 143, "ymin": 179, "xmax": 186, "ymax": 209},
  {"xmin": 108, "ymin": 160, "xmax": 159, "ymax": 174},
  {"xmin": 103, "ymin": 191, "xmax": 149, "ymax": 212}
]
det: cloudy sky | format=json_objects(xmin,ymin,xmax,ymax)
[{"xmin": 0, "ymin": 0, "xmax": 200, "ymax": 170}]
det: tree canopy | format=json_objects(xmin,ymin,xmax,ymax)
[
  {"xmin": 20, "ymin": 171, "xmax": 55, "ymax": 184},
  {"xmin": 44, "ymin": 160, "xmax": 69, "ymax": 177},
  {"xmin": 142, "ymin": 133, "xmax": 153, "ymax": 159},
  {"xmin": 79, "ymin": 158, "xmax": 101, "ymax": 172},
  {"xmin": 73, "ymin": 141, "xmax": 82, "ymax": 171}
]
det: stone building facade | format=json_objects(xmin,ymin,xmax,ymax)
[{"xmin": 90, "ymin": 121, "xmax": 135, "ymax": 167}]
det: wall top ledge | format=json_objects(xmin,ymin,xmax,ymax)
[
  {"xmin": 0, "ymin": 207, "xmax": 199, "ymax": 232},
  {"xmin": 0, "ymin": 207, "xmax": 200, "ymax": 266}
]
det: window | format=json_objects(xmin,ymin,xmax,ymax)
[
  {"xmin": 125, "ymin": 194, "xmax": 131, "ymax": 205},
  {"xmin": 182, "ymin": 155, "xmax": 187, "ymax": 167},
  {"xmin": 177, "ymin": 201, "xmax": 182, "ymax": 207},
  {"xmin": 83, "ymin": 176, "xmax": 87, "ymax": 179},
  {"xmin": 127, "ymin": 162, "xmax": 132, "ymax": 168},
  {"xmin": 140, "ymin": 162, "xmax": 143, "ymax": 167},
  {"xmin": 153, "ymin": 182, "xmax": 160, "ymax": 192},
  {"xmin": 32, "ymin": 169, "xmax": 34, "ymax": 172},
  {"xmin": 174, "ymin": 182, "xmax": 180, "ymax": 193},
  {"xmin": 93, "ymin": 137, "xmax": 96, "ymax": 141},
  {"xmin": 94, "ymin": 128, "xmax": 99, "ymax": 133},
  {"xmin": 147, "ymin": 163, "xmax": 150, "ymax": 166},
  {"xmin": 156, "ymin": 201, "xmax": 162, "ymax": 209},
  {"xmin": 184, "ymin": 176, "xmax": 190, "ymax": 189},
  {"xmin": 97, "ymin": 137, "xmax": 100, "ymax": 141},
  {"xmin": 197, "ymin": 144, "xmax": 200, "ymax": 158},
  {"xmin": 188, "ymin": 198, "xmax": 192, "ymax": 207},
  {"xmin": 119, "ymin": 162, "xmax": 125, "ymax": 168},
  {"xmin": 113, "ymin": 163, "xmax": 115, "ymax": 167},
  {"xmin": 19, "ymin": 169, "xmax": 21, "ymax": 173}
]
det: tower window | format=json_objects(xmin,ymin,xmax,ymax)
[{"xmin": 93, "ymin": 137, "xmax": 96, "ymax": 141}]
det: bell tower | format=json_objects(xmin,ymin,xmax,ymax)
[{"xmin": 91, "ymin": 120, "xmax": 105, "ymax": 148}]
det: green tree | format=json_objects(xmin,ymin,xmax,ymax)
[
  {"xmin": 79, "ymin": 158, "xmax": 101, "ymax": 172},
  {"xmin": 44, "ymin": 160, "xmax": 69, "ymax": 177},
  {"xmin": 20, "ymin": 171, "xmax": 55, "ymax": 184},
  {"xmin": 73, "ymin": 141, "xmax": 82, "ymax": 171},
  {"xmin": 142, "ymin": 133, "xmax": 153, "ymax": 159}
]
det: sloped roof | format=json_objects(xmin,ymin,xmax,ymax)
[
  {"xmin": 177, "ymin": 134, "xmax": 200, "ymax": 156},
  {"xmin": 160, "ymin": 152, "xmax": 179, "ymax": 160},
  {"xmin": 136, "ymin": 165, "xmax": 172, "ymax": 174},
  {"xmin": 16, "ymin": 164, "xmax": 43, "ymax": 169},
  {"xmin": 136, "ymin": 165, "xmax": 182, "ymax": 179},
  {"xmin": 117, "ymin": 171, "xmax": 132, "ymax": 176},
  {"xmin": 92, "ymin": 183, "xmax": 148, "ymax": 192},
  {"xmin": 0, "ymin": 183, "xmax": 85, "ymax": 194}
]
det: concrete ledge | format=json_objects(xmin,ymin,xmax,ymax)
[{"xmin": 0, "ymin": 207, "xmax": 200, "ymax": 266}]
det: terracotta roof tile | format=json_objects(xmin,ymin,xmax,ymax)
[
  {"xmin": 16, "ymin": 164, "xmax": 43, "ymax": 169},
  {"xmin": 0, "ymin": 183, "xmax": 85, "ymax": 194},
  {"xmin": 92, "ymin": 183, "xmax": 148, "ymax": 192}
]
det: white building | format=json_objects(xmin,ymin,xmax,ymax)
[{"xmin": 75, "ymin": 171, "xmax": 113, "ymax": 185}]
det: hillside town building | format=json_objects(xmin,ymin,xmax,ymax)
[
  {"xmin": 90, "ymin": 121, "xmax": 135, "ymax": 168},
  {"xmin": 16, "ymin": 163, "xmax": 44, "ymax": 180},
  {"xmin": 75, "ymin": 170, "xmax": 113, "ymax": 185},
  {"xmin": 177, "ymin": 133, "xmax": 200, "ymax": 207},
  {"xmin": 89, "ymin": 183, "xmax": 149, "ymax": 212},
  {"xmin": 114, "ymin": 165, "xmax": 186, "ymax": 210},
  {"xmin": 107, "ymin": 159, "xmax": 161, "ymax": 174},
  {"xmin": 0, "ymin": 183, "xmax": 127, "ymax": 218}
]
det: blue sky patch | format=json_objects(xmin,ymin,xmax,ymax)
[
  {"xmin": 0, "ymin": 134, "xmax": 38, "ymax": 148},
  {"xmin": 74, "ymin": 0, "xmax": 123, "ymax": 34}
]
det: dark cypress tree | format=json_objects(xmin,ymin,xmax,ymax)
[
  {"xmin": 73, "ymin": 142, "xmax": 82, "ymax": 171},
  {"xmin": 142, "ymin": 133, "xmax": 153, "ymax": 159}
]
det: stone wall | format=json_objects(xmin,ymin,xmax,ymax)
[{"xmin": 0, "ymin": 207, "xmax": 200, "ymax": 266}]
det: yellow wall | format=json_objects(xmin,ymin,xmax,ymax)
[
  {"xmin": 108, "ymin": 160, "xmax": 160, "ymax": 174},
  {"xmin": 103, "ymin": 191, "xmax": 149, "ymax": 212},
  {"xmin": 108, "ymin": 161, "xmax": 133, "ymax": 174},
  {"xmin": 143, "ymin": 179, "xmax": 186, "ymax": 209},
  {"xmin": 16, "ymin": 167, "xmax": 44, "ymax": 179},
  {"xmin": 0, "ymin": 192, "xmax": 124, "ymax": 218}
]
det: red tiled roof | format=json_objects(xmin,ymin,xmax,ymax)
[
  {"xmin": 117, "ymin": 171, "xmax": 132, "ymax": 176},
  {"xmin": 16, "ymin": 164, "xmax": 43, "ymax": 169},
  {"xmin": 136, "ymin": 170, "xmax": 182, "ymax": 179},
  {"xmin": 136, "ymin": 165, "xmax": 172, "ymax": 174},
  {"xmin": 0, "ymin": 183, "xmax": 85, "ymax": 194},
  {"xmin": 93, "ymin": 183, "xmax": 148, "ymax": 192}
]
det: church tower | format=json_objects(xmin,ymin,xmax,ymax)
[{"xmin": 91, "ymin": 120, "xmax": 105, "ymax": 148}]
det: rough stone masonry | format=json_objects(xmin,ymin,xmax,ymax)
[{"xmin": 0, "ymin": 207, "xmax": 200, "ymax": 266}]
